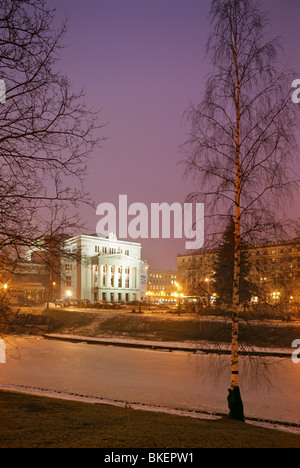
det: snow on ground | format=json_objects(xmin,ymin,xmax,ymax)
[
  {"xmin": 45, "ymin": 333, "xmax": 294, "ymax": 357},
  {"xmin": 1, "ymin": 382, "xmax": 299, "ymax": 435}
]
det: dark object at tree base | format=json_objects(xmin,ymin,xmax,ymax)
[{"xmin": 227, "ymin": 386, "xmax": 245, "ymax": 422}]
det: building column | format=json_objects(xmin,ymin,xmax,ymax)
[
  {"xmin": 122, "ymin": 266, "xmax": 125, "ymax": 289},
  {"xmin": 112, "ymin": 265, "xmax": 116, "ymax": 289},
  {"xmin": 107, "ymin": 265, "xmax": 111, "ymax": 290},
  {"xmin": 97, "ymin": 262, "xmax": 101, "ymax": 301}
]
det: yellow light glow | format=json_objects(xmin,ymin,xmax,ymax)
[
  {"xmin": 3, "ymin": 284, "xmax": 8, "ymax": 290},
  {"xmin": 66, "ymin": 290, "xmax": 72, "ymax": 298},
  {"xmin": 271, "ymin": 291, "xmax": 280, "ymax": 299}
]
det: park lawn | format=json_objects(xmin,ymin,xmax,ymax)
[
  {"xmin": 9, "ymin": 307, "xmax": 300, "ymax": 348},
  {"xmin": 0, "ymin": 390, "xmax": 299, "ymax": 448},
  {"xmin": 41, "ymin": 308, "xmax": 300, "ymax": 349}
]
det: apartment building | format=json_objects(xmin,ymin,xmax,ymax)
[
  {"xmin": 177, "ymin": 238, "xmax": 300, "ymax": 305},
  {"xmin": 147, "ymin": 269, "xmax": 179, "ymax": 302}
]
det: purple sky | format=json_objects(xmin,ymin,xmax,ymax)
[{"xmin": 48, "ymin": 0, "xmax": 300, "ymax": 270}]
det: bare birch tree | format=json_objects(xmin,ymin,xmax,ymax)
[{"xmin": 182, "ymin": 0, "xmax": 299, "ymax": 421}]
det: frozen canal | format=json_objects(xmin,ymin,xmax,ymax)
[{"xmin": 0, "ymin": 336, "xmax": 299, "ymax": 425}]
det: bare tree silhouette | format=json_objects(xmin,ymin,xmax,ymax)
[{"xmin": 0, "ymin": 0, "xmax": 104, "ymax": 328}]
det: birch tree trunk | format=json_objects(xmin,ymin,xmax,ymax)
[
  {"xmin": 228, "ymin": 24, "xmax": 245, "ymax": 422},
  {"xmin": 228, "ymin": 164, "xmax": 244, "ymax": 421}
]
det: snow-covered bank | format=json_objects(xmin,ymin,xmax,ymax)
[
  {"xmin": 0, "ymin": 382, "xmax": 299, "ymax": 435},
  {"xmin": 44, "ymin": 333, "xmax": 294, "ymax": 358}
]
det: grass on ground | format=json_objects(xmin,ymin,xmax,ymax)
[
  {"xmin": 0, "ymin": 390, "xmax": 299, "ymax": 448},
  {"xmin": 33, "ymin": 308, "xmax": 300, "ymax": 349}
]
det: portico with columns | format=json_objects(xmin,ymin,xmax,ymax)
[{"xmin": 61, "ymin": 233, "xmax": 147, "ymax": 303}]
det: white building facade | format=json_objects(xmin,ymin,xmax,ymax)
[{"xmin": 61, "ymin": 234, "xmax": 148, "ymax": 303}]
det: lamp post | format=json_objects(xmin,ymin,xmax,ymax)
[
  {"xmin": 1, "ymin": 283, "xmax": 9, "ymax": 307},
  {"xmin": 146, "ymin": 291, "xmax": 151, "ymax": 310},
  {"xmin": 66, "ymin": 290, "xmax": 72, "ymax": 304},
  {"xmin": 175, "ymin": 282, "xmax": 184, "ymax": 314}
]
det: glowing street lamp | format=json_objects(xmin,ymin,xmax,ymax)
[
  {"xmin": 66, "ymin": 290, "xmax": 72, "ymax": 298},
  {"xmin": 271, "ymin": 291, "xmax": 281, "ymax": 302},
  {"xmin": 1, "ymin": 284, "xmax": 8, "ymax": 300}
]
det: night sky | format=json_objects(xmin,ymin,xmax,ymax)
[{"xmin": 47, "ymin": 0, "xmax": 300, "ymax": 270}]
